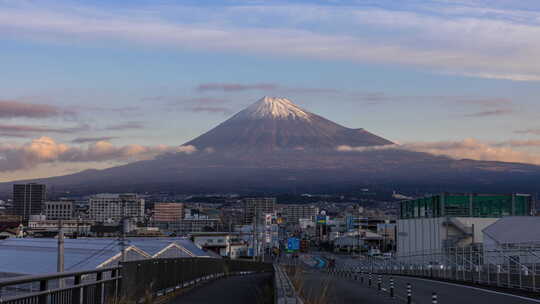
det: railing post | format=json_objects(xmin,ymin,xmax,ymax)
[
  {"xmin": 407, "ymin": 283, "xmax": 412, "ymax": 304},
  {"xmin": 377, "ymin": 275, "xmax": 382, "ymax": 291},
  {"xmin": 39, "ymin": 279, "xmax": 48, "ymax": 304},
  {"xmin": 390, "ymin": 277, "xmax": 394, "ymax": 298},
  {"xmin": 72, "ymin": 274, "xmax": 82, "ymax": 304},
  {"xmin": 96, "ymin": 271, "xmax": 103, "ymax": 304},
  {"xmin": 432, "ymin": 292, "xmax": 438, "ymax": 304},
  {"xmin": 368, "ymin": 273, "xmax": 372, "ymax": 287}
]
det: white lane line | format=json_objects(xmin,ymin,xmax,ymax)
[{"xmin": 386, "ymin": 275, "xmax": 540, "ymax": 303}]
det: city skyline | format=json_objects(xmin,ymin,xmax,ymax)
[{"xmin": 1, "ymin": 0, "xmax": 540, "ymax": 181}]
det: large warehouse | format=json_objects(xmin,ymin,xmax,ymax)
[{"xmin": 396, "ymin": 193, "xmax": 533, "ymax": 255}]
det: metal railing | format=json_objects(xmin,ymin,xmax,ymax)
[
  {"xmin": 0, "ymin": 258, "xmax": 273, "ymax": 304},
  {"xmin": 0, "ymin": 267, "xmax": 120, "ymax": 304},
  {"xmin": 338, "ymin": 242, "xmax": 540, "ymax": 293}
]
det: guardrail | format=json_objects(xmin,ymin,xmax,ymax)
[
  {"xmin": 273, "ymin": 264, "xmax": 303, "ymax": 304},
  {"xmin": 337, "ymin": 243, "xmax": 540, "ymax": 293},
  {"xmin": 0, "ymin": 267, "xmax": 120, "ymax": 304},
  {"xmin": 0, "ymin": 258, "xmax": 273, "ymax": 304}
]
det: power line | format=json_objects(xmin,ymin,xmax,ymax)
[{"xmin": 66, "ymin": 240, "xmax": 117, "ymax": 271}]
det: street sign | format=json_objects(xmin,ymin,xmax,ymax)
[{"xmin": 287, "ymin": 237, "xmax": 300, "ymax": 251}]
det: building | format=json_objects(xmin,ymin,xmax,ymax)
[
  {"xmin": 12, "ymin": 183, "xmax": 46, "ymax": 221},
  {"xmin": 482, "ymin": 216, "xmax": 540, "ymax": 265},
  {"xmin": 243, "ymin": 197, "xmax": 276, "ymax": 224},
  {"xmin": 157, "ymin": 218, "xmax": 221, "ymax": 235},
  {"xmin": 282, "ymin": 204, "xmax": 318, "ymax": 225},
  {"xmin": 397, "ymin": 193, "xmax": 533, "ymax": 256},
  {"xmin": 153, "ymin": 203, "xmax": 184, "ymax": 222},
  {"xmin": 28, "ymin": 219, "xmax": 93, "ymax": 235},
  {"xmin": 89, "ymin": 194, "xmax": 145, "ymax": 223},
  {"xmin": 43, "ymin": 200, "xmax": 74, "ymax": 220},
  {"xmin": 190, "ymin": 232, "xmax": 247, "ymax": 259}
]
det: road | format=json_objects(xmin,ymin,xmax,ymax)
[
  {"xmin": 300, "ymin": 254, "xmax": 540, "ymax": 304},
  {"xmin": 168, "ymin": 273, "xmax": 273, "ymax": 304}
]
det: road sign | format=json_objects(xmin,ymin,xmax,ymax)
[{"xmin": 287, "ymin": 237, "xmax": 300, "ymax": 251}]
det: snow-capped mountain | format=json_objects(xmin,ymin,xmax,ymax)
[
  {"xmin": 185, "ymin": 96, "xmax": 392, "ymax": 152},
  {"xmin": 2, "ymin": 96, "xmax": 540, "ymax": 195}
]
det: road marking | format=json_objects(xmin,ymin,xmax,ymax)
[{"xmin": 387, "ymin": 275, "xmax": 540, "ymax": 303}]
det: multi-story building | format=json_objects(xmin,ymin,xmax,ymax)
[
  {"xmin": 43, "ymin": 200, "xmax": 74, "ymax": 220},
  {"xmin": 243, "ymin": 198, "xmax": 276, "ymax": 224},
  {"xmin": 12, "ymin": 183, "xmax": 46, "ymax": 221},
  {"xmin": 162, "ymin": 219, "xmax": 220, "ymax": 235},
  {"xmin": 89, "ymin": 194, "xmax": 144, "ymax": 223},
  {"xmin": 282, "ymin": 204, "xmax": 318, "ymax": 225},
  {"xmin": 153, "ymin": 203, "xmax": 184, "ymax": 222},
  {"xmin": 397, "ymin": 193, "xmax": 534, "ymax": 256}
]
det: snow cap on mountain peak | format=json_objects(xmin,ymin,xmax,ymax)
[{"xmin": 243, "ymin": 96, "xmax": 312, "ymax": 121}]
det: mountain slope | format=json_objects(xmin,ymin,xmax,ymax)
[
  {"xmin": 1, "ymin": 96, "xmax": 539, "ymax": 195},
  {"xmin": 185, "ymin": 97, "xmax": 392, "ymax": 152}
]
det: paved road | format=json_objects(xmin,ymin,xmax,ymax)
[
  {"xmin": 327, "ymin": 271, "xmax": 540, "ymax": 304},
  {"xmin": 168, "ymin": 273, "xmax": 273, "ymax": 304},
  {"xmin": 311, "ymin": 255, "xmax": 540, "ymax": 304}
]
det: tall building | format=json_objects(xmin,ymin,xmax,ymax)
[
  {"xmin": 43, "ymin": 200, "xmax": 74, "ymax": 220},
  {"xmin": 282, "ymin": 205, "xmax": 319, "ymax": 225},
  {"xmin": 12, "ymin": 183, "xmax": 46, "ymax": 221},
  {"xmin": 153, "ymin": 203, "xmax": 184, "ymax": 222},
  {"xmin": 243, "ymin": 197, "xmax": 276, "ymax": 224},
  {"xmin": 89, "ymin": 194, "xmax": 145, "ymax": 223}
]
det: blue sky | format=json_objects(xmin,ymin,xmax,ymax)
[{"xmin": 1, "ymin": 0, "xmax": 540, "ymax": 181}]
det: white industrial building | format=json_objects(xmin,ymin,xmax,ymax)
[
  {"xmin": 396, "ymin": 193, "xmax": 533, "ymax": 256},
  {"xmin": 482, "ymin": 217, "xmax": 540, "ymax": 266}
]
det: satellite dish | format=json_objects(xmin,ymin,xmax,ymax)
[{"xmin": 320, "ymin": 210, "xmax": 326, "ymax": 216}]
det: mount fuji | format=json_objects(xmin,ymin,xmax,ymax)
[{"xmin": 1, "ymin": 97, "xmax": 539, "ymax": 195}]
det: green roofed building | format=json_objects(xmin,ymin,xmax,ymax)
[
  {"xmin": 399, "ymin": 193, "xmax": 533, "ymax": 219},
  {"xmin": 397, "ymin": 193, "xmax": 534, "ymax": 256}
]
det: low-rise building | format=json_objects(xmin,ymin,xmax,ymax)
[{"xmin": 43, "ymin": 200, "xmax": 74, "ymax": 220}]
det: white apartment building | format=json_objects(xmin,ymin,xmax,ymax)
[
  {"xmin": 282, "ymin": 204, "xmax": 319, "ymax": 225},
  {"xmin": 43, "ymin": 200, "xmax": 74, "ymax": 220},
  {"xmin": 89, "ymin": 194, "xmax": 145, "ymax": 223}
]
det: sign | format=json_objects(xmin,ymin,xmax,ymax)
[
  {"xmin": 287, "ymin": 237, "xmax": 300, "ymax": 251},
  {"xmin": 316, "ymin": 215, "xmax": 327, "ymax": 225}
]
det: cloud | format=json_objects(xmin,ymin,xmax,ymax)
[
  {"xmin": 514, "ymin": 129, "xmax": 540, "ymax": 135},
  {"xmin": 197, "ymin": 83, "xmax": 278, "ymax": 92},
  {"xmin": 104, "ymin": 121, "xmax": 144, "ymax": 130},
  {"xmin": 0, "ymin": 100, "xmax": 71, "ymax": 118},
  {"xmin": 337, "ymin": 138, "xmax": 540, "ymax": 165},
  {"xmin": 1, "ymin": 2, "xmax": 540, "ymax": 81},
  {"xmin": 71, "ymin": 136, "xmax": 118, "ymax": 144},
  {"xmin": 0, "ymin": 137, "xmax": 196, "ymax": 172},
  {"xmin": 186, "ymin": 106, "xmax": 233, "ymax": 115},
  {"xmin": 464, "ymin": 109, "xmax": 513, "ymax": 117},
  {"xmin": 195, "ymin": 82, "xmax": 339, "ymax": 94},
  {"xmin": 0, "ymin": 123, "xmax": 89, "ymax": 135}
]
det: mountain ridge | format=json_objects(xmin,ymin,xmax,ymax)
[{"xmin": 1, "ymin": 96, "xmax": 539, "ymax": 196}]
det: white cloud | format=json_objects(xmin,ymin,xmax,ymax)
[
  {"xmin": 0, "ymin": 137, "xmax": 196, "ymax": 172},
  {"xmin": 0, "ymin": 2, "xmax": 539, "ymax": 81}
]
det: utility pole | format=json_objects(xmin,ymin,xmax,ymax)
[
  {"xmin": 57, "ymin": 220, "xmax": 65, "ymax": 288},
  {"xmin": 119, "ymin": 197, "xmax": 127, "ymax": 263},
  {"xmin": 57, "ymin": 219, "xmax": 65, "ymax": 272}
]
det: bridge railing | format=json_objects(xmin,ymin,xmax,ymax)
[
  {"xmin": 0, "ymin": 267, "xmax": 120, "ymax": 304},
  {"xmin": 121, "ymin": 257, "xmax": 273, "ymax": 301},
  {"xmin": 0, "ymin": 258, "xmax": 273, "ymax": 304},
  {"xmin": 346, "ymin": 242, "xmax": 540, "ymax": 293}
]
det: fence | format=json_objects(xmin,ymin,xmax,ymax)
[
  {"xmin": 0, "ymin": 267, "xmax": 120, "ymax": 304},
  {"xmin": 0, "ymin": 258, "xmax": 273, "ymax": 304},
  {"xmin": 346, "ymin": 242, "xmax": 540, "ymax": 292}
]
